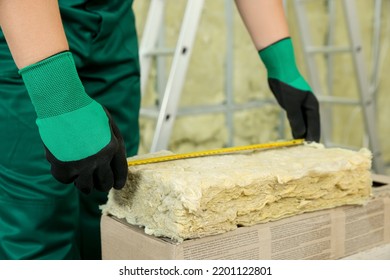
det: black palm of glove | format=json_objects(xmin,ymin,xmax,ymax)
[
  {"xmin": 268, "ymin": 78, "xmax": 321, "ymax": 142},
  {"xmin": 45, "ymin": 108, "xmax": 128, "ymax": 194}
]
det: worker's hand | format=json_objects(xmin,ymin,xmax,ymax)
[
  {"xmin": 259, "ymin": 38, "xmax": 320, "ymax": 142},
  {"xmin": 42, "ymin": 105, "xmax": 128, "ymax": 194},
  {"xmin": 19, "ymin": 51, "xmax": 128, "ymax": 194},
  {"xmin": 268, "ymin": 78, "xmax": 320, "ymax": 142}
]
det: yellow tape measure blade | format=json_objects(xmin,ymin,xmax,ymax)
[{"xmin": 127, "ymin": 139, "xmax": 304, "ymax": 166}]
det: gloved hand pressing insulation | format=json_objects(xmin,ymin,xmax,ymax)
[
  {"xmin": 259, "ymin": 37, "xmax": 320, "ymax": 142},
  {"xmin": 19, "ymin": 51, "xmax": 128, "ymax": 194}
]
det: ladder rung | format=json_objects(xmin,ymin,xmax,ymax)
[
  {"xmin": 176, "ymin": 101, "xmax": 277, "ymax": 115},
  {"xmin": 317, "ymin": 96, "xmax": 360, "ymax": 105},
  {"xmin": 141, "ymin": 48, "xmax": 175, "ymax": 57},
  {"xmin": 306, "ymin": 46, "xmax": 352, "ymax": 54},
  {"xmin": 140, "ymin": 108, "xmax": 159, "ymax": 118},
  {"xmin": 140, "ymin": 100, "xmax": 277, "ymax": 118},
  {"xmin": 324, "ymin": 142, "xmax": 363, "ymax": 151},
  {"xmin": 142, "ymin": 95, "xmax": 362, "ymax": 119}
]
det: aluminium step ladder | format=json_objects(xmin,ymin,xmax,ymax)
[{"xmin": 139, "ymin": 0, "xmax": 205, "ymax": 152}]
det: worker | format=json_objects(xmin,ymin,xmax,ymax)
[
  {"xmin": 0, "ymin": 0, "xmax": 320, "ymax": 260},
  {"xmin": 0, "ymin": 0, "xmax": 140, "ymax": 259},
  {"xmin": 235, "ymin": 0, "xmax": 320, "ymax": 142}
]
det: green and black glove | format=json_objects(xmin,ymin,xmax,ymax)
[
  {"xmin": 19, "ymin": 52, "xmax": 128, "ymax": 194},
  {"xmin": 259, "ymin": 37, "xmax": 320, "ymax": 142}
]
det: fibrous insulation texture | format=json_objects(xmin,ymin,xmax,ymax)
[{"xmin": 101, "ymin": 143, "xmax": 372, "ymax": 242}]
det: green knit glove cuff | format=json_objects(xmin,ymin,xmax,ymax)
[
  {"xmin": 259, "ymin": 37, "xmax": 311, "ymax": 92},
  {"xmin": 19, "ymin": 51, "xmax": 92, "ymax": 118},
  {"xmin": 19, "ymin": 52, "xmax": 111, "ymax": 161}
]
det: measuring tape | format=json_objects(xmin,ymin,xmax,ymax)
[{"xmin": 127, "ymin": 138, "xmax": 305, "ymax": 167}]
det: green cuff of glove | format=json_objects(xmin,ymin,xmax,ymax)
[
  {"xmin": 19, "ymin": 51, "xmax": 92, "ymax": 119},
  {"xmin": 37, "ymin": 100, "xmax": 111, "ymax": 161},
  {"xmin": 259, "ymin": 37, "xmax": 311, "ymax": 92}
]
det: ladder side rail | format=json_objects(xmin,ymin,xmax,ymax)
[
  {"xmin": 325, "ymin": 0, "xmax": 336, "ymax": 99},
  {"xmin": 370, "ymin": 0, "xmax": 383, "ymax": 96},
  {"xmin": 225, "ymin": 0, "xmax": 235, "ymax": 146},
  {"xmin": 342, "ymin": 0, "xmax": 386, "ymax": 173},
  {"xmin": 150, "ymin": 0, "xmax": 205, "ymax": 152},
  {"xmin": 139, "ymin": 0, "xmax": 166, "ymax": 95}
]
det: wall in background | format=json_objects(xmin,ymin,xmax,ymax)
[{"xmin": 133, "ymin": 0, "xmax": 390, "ymax": 169}]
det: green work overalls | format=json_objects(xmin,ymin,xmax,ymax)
[{"xmin": 0, "ymin": 0, "xmax": 140, "ymax": 259}]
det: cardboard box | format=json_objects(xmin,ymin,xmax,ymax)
[{"xmin": 101, "ymin": 174, "xmax": 390, "ymax": 260}]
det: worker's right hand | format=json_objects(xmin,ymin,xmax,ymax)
[
  {"xmin": 268, "ymin": 78, "xmax": 320, "ymax": 142},
  {"xmin": 259, "ymin": 38, "xmax": 321, "ymax": 142},
  {"xmin": 19, "ymin": 51, "xmax": 128, "ymax": 194}
]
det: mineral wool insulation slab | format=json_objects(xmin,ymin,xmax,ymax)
[{"xmin": 101, "ymin": 143, "xmax": 372, "ymax": 242}]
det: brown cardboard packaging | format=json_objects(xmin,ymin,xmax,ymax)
[{"xmin": 101, "ymin": 174, "xmax": 390, "ymax": 260}]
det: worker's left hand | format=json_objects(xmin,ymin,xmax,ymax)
[
  {"xmin": 19, "ymin": 51, "xmax": 128, "ymax": 194},
  {"xmin": 268, "ymin": 78, "xmax": 321, "ymax": 142}
]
